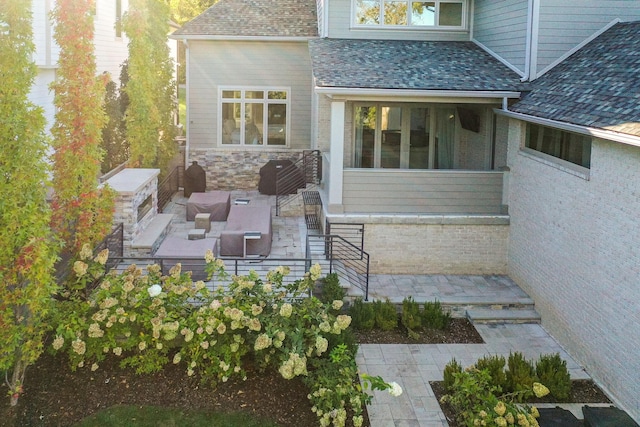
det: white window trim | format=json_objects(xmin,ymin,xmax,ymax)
[
  {"xmin": 218, "ymin": 86, "xmax": 291, "ymax": 148},
  {"xmin": 351, "ymin": 0, "xmax": 467, "ymax": 30}
]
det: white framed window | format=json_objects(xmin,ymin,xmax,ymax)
[
  {"xmin": 354, "ymin": 103, "xmax": 456, "ymax": 169},
  {"xmin": 219, "ymin": 88, "xmax": 289, "ymax": 147},
  {"xmin": 353, "ymin": 0, "xmax": 466, "ymax": 28}
]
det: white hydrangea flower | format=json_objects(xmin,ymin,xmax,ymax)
[
  {"xmin": 388, "ymin": 382, "xmax": 403, "ymax": 397},
  {"xmin": 147, "ymin": 284, "xmax": 162, "ymax": 297}
]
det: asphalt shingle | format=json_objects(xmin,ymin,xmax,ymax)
[
  {"xmin": 172, "ymin": 0, "xmax": 318, "ymax": 38},
  {"xmin": 308, "ymin": 38, "xmax": 525, "ymax": 92},
  {"xmin": 510, "ymin": 21, "xmax": 640, "ymax": 137}
]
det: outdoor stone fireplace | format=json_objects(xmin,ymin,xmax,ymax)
[{"xmin": 106, "ymin": 168, "xmax": 160, "ymax": 255}]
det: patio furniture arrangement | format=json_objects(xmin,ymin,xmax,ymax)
[
  {"xmin": 186, "ymin": 191, "xmax": 231, "ymax": 221},
  {"xmin": 153, "ymin": 235, "xmax": 218, "ymax": 280},
  {"xmin": 219, "ymin": 205, "xmax": 272, "ymax": 257}
]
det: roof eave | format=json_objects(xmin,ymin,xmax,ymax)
[
  {"xmin": 170, "ymin": 34, "xmax": 317, "ymax": 42},
  {"xmin": 496, "ymin": 109, "xmax": 640, "ymax": 148},
  {"xmin": 315, "ymin": 86, "xmax": 521, "ymax": 103}
]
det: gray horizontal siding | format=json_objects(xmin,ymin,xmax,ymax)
[
  {"xmin": 327, "ymin": 0, "xmax": 470, "ymax": 41},
  {"xmin": 473, "ymin": 0, "xmax": 528, "ymax": 73},
  {"xmin": 536, "ymin": 0, "xmax": 640, "ymax": 73},
  {"xmin": 187, "ymin": 40, "xmax": 313, "ymax": 150},
  {"xmin": 342, "ymin": 170, "xmax": 504, "ymax": 214}
]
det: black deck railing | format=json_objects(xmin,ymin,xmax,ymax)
[
  {"xmin": 158, "ymin": 165, "xmax": 184, "ymax": 213},
  {"xmin": 306, "ymin": 234, "xmax": 370, "ymax": 301},
  {"xmin": 102, "ymin": 256, "xmax": 314, "ymax": 291},
  {"xmin": 276, "ymin": 150, "xmax": 321, "ymax": 216}
]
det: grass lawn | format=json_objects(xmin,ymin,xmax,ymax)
[{"xmin": 75, "ymin": 405, "xmax": 279, "ymax": 427}]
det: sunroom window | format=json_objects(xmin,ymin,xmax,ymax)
[
  {"xmin": 354, "ymin": 0, "xmax": 465, "ymax": 28},
  {"xmin": 525, "ymin": 123, "xmax": 591, "ymax": 169},
  {"xmin": 220, "ymin": 88, "xmax": 288, "ymax": 146},
  {"xmin": 354, "ymin": 104, "xmax": 456, "ymax": 169}
]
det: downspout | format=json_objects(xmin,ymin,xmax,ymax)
[
  {"xmin": 521, "ymin": 0, "xmax": 534, "ymax": 82},
  {"xmin": 323, "ymin": 0, "xmax": 330, "ymax": 37},
  {"xmin": 182, "ymin": 39, "xmax": 190, "ymax": 169}
]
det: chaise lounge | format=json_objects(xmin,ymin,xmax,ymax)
[
  {"xmin": 154, "ymin": 235, "xmax": 218, "ymax": 280},
  {"xmin": 219, "ymin": 205, "xmax": 272, "ymax": 257}
]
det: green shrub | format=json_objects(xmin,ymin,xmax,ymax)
[
  {"xmin": 475, "ymin": 355, "xmax": 507, "ymax": 392},
  {"xmin": 505, "ymin": 352, "xmax": 537, "ymax": 400},
  {"xmin": 536, "ymin": 353, "xmax": 571, "ymax": 401},
  {"xmin": 443, "ymin": 358, "xmax": 463, "ymax": 392},
  {"xmin": 421, "ymin": 300, "xmax": 451, "ymax": 330},
  {"xmin": 348, "ymin": 298, "xmax": 375, "ymax": 331},
  {"xmin": 440, "ymin": 367, "xmax": 545, "ymax": 427},
  {"xmin": 373, "ymin": 299, "xmax": 398, "ymax": 331},
  {"xmin": 401, "ymin": 296, "xmax": 422, "ymax": 331},
  {"xmin": 318, "ymin": 272, "xmax": 346, "ymax": 305}
]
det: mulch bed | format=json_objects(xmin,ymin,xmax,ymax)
[
  {"xmin": 0, "ymin": 319, "xmax": 612, "ymax": 427},
  {"xmin": 354, "ymin": 317, "xmax": 484, "ymax": 344}
]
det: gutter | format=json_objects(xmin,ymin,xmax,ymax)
[
  {"xmin": 495, "ymin": 109, "xmax": 640, "ymax": 148},
  {"xmin": 169, "ymin": 34, "xmax": 317, "ymax": 42},
  {"xmin": 316, "ymin": 87, "xmax": 521, "ymax": 101}
]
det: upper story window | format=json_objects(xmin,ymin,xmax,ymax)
[
  {"xmin": 354, "ymin": 0, "xmax": 465, "ymax": 28},
  {"xmin": 525, "ymin": 123, "xmax": 591, "ymax": 169},
  {"xmin": 220, "ymin": 88, "xmax": 289, "ymax": 147},
  {"xmin": 115, "ymin": 0, "xmax": 122, "ymax": 38}
]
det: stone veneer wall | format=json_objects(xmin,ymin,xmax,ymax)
[
  {"xmin": 188, "ymin": 149, "xmax": 305, "ymax": 191},
  {"xmin": 505, "ymin": 118, "xmax": 640, "ymax": 421},
  {"xmin": 106, "ymin": 169, "xmax": 160, "ymax": 256}
]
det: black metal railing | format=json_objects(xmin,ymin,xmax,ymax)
[
  {"xmin": 325, "ymin": 222, "xmax": 364, "ymax": 253},
  {"xmin": 54, "ymin": 223, "xmax": 125, "ymax": 290},
  {"xmin": 276, "ymin": 150, "xmax": 321, "ymax": 216},
  {"xmin": 103, "ymin": 256, "xmax": 313, "ymax": 292},
  {"xmin": 158, "ymin": 165, "xmax": 184, "ymax": 213},
  {"xmin": 306, "ymin": 234, "xmax": 370, "ymax": 301}
]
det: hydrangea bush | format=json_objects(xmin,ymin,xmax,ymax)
[
  {"xmin": 52, "ymin": 250, "xmax": 400, "ymax": 426},
  {"xmin": 440, "ymin": 366, "xmax": 549, "ymax": 427}
]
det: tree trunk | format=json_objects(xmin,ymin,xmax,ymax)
[{"xmin": 8, "ymin": 358, "xmax": 26, "ymax": 406}]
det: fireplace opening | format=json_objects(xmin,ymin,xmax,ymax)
[{"xmin": 137, "ymin": 194, "xmax": 153, "ymax": 222}]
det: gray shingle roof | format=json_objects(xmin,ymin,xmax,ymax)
[
  {"xmin": 510, "ymin": 21, "xmax": 640, "ymax": 137},
  {"xmin": 172, "ymin": 0, "xmax": 318, "ymax": 38},
  {"xmin": 308, "ymin": 39, "xmax": 525, "ymax": 92}
]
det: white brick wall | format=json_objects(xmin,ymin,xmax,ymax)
[
  {"xmin": 327, "ymin": 219, "xmax": 509, "ymax": 275},
  {"xmin": 506, "ymin": 118, "xmax": 640, "ymax": 420}
]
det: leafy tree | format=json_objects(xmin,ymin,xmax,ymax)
[
  {"xmin": 0, "ymin": 0, "xmax": 58, "ymax": 406},
  {"xmin": 100, "ymin": 64, "xmax": 130, "ymax": 173},
  {"xmin": 50, "ymin": 0, "xmax": 115, "ymax": 262},
  {"xmin": 168, "ymin": 0, "xmax": 218, "ymax": 25},
  {"xmin": 123, "ymin": 0, "xmax": 176, "ymax": 174}
]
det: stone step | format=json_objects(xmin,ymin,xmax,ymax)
[{"xmin": 466, "ymin": 308, "xmax": 541, "ymax": 324}]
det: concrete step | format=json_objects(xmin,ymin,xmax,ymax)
[{"xmin": 466, "ymin": 308, "xmax": 541, "ymax": 324}]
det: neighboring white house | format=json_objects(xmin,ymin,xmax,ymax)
[
  {"xmin": 29, "ymin": 0, "xmax": 130, "ymax": 131},
  {"xmin": 175, "ymin": 1, "xmax": 640, "ymax": 420}
]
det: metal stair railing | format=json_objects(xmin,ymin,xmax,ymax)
[
  {"xmin": 276, "ymin": 150, "xmax": 321, "ymax": 216},
  {"xmin": 306, "ymin": 234, "xmax": 370, "ymax": 301}
]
